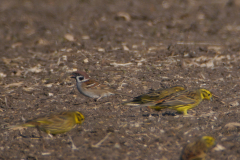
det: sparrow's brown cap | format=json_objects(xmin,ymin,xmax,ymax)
[{"xmin": 71, "ymin": 70, "xmax": 90, "ymax": 78}]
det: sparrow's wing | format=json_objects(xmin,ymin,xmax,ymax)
[
  {"xmin": 85, "ymin": 79, "xmax": 101, "ymax": 88},
  {"xmin": 87, "ymin": 79, "xmax": 114, "ymax": 91}
]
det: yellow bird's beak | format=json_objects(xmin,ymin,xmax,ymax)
[{"xmin": 210, "ymin": 97, "xmax": 213, "ymax": 101}]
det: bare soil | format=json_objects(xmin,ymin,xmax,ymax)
[{"xmin": 0, "ymin": 0, "xmax": 240, "ymax": 159}]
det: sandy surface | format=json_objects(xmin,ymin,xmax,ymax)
[{"xmin": 0, "ymin": 0, "xmax": 240, "ymax": 159}]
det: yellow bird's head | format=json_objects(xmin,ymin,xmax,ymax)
[
  {"xmin": 200, "ymin": 89, "xmax": 213, "ymax": 101},
  {"xmin": 201, "ymin": 136, "xmax": 215, "ymax": 148},
  {"xmin": 74, "ymin": 111, "xmax": 85, "ymax": 124}
]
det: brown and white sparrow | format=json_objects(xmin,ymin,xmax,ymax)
[{"xmin": 71, "ymin": 70, "xmax": 115, "ymax": 100}]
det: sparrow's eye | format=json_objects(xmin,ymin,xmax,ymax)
[{"xmin": 78, "ymin": 76, "xmax": 84, "ymax": 81}]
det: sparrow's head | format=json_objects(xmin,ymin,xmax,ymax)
[{"xmin": 71, "ymin": 71, "xmax": 90, "ymax": 83}]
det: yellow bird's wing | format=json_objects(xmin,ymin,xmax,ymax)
[
  {"xmin": 154, "ymin": 91, "xmax": 197, "ymax": 108},
  {"xmin": 124, "ymin": 86, "xmax": 185, "ymax": 106}
]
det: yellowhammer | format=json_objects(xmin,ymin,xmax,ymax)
[
  {"xmin": 181, "ymin": 136, "xmax": 215, "ymax": 160},
  {"xmin": 9, "ymin": 111, "xmax": 85, "ymax": 136},
  {"xmin": 123, "ymin": 86, "xmax": 185, "ymax": 107},
  {"xmin": 150, "ymin": 89, "xmax": 213, "ymax": 115}
]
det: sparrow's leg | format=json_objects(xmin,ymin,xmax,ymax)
[{"xmin": 96, "ymin": 96, "xmax": 102, "ymax": 101}]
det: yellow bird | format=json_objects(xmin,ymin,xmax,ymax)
[
  {"xmin": 9, "ymin": 111, "xmax": 85, "ymax": 135},
  {"xmin": 123, "ymin": 86, "xmax": 185, "ymax": 107},
  {"xmin": 150, "ymin": 89, "xmax": 213, "ymax": 115},
  {"xmin": 181, "ymin": 136, "xmax": 215, "ymax": 160}
]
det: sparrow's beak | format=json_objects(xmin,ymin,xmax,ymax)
[{"xmin": 71, "ymin": 74, "xmax": 76, "ymax": 78}]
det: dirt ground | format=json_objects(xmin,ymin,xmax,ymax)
[{"xmin": 1, "ymin": 0, "xmax": 240, "ymax": 159}]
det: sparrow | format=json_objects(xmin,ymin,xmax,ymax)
[
  {"xmin": 181, "ymin": 136, "xmax": 215, "ymax": 160},
  {"xmin": 71, "ymin": 70, "xmax": 115, "ymax": 100},
  {"xmin": 123, "ymin": 86, "xmax": 186, "ymax": 107}
]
